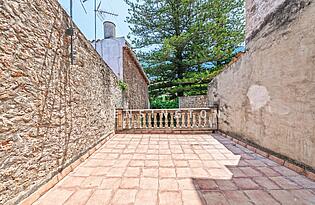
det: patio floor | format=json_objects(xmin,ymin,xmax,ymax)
[{"xmin": 33, "ymin": 134, "xmax": 315, "ymax": 205}]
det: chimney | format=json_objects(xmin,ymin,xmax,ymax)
[{"xmin": 103, "ymin": 21, "xmax": 116, "ymax": 39}]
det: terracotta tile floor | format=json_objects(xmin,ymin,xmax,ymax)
[{"xmin": 34, "ymin": 134, "xmax": 315, "ymax": 205}]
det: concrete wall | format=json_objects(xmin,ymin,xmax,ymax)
[
  {"xmin": 246, "ymin": 0, "xmax": 285, "ymax": 41},
  {"xmin": 123, "ymin": 47, "xmax": 149, "ymax": 109},
  {"xmin": 209, "ymin": 0, "xmax": 315, "ymax": 168},
  {"xmin": 0, "ymin": 0, "xmax": 121, "ymax": 204},
  {"xmin": 179, "ymin": 95, "xmax": 209, "ymax": 108},
  {"xmin": 94, "ymin": 37, "xmax": 125, "ymax": 80}
]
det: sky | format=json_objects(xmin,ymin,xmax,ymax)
[{"xmin": 59, "ymin": 0, "xmax": 131, "ymax": 41}]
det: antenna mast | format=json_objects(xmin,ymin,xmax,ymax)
[
  {"xmin": 94, "ymin": 1, "xmax": 118, "ymax": 46},
  {"xmin": 80, "ymin": 0, "xmax": 119, "ymax": 47}
]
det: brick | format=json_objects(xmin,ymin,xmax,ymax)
[
  {"xmin": 216, "ymin": 180, "xmax": 238, "ymax": 190},
  {"xmin": 284, "ymin": 161, "xmax": 304, "ymax": 174},
  {"xmin": 244, "ymin": 160, "xmax": 266, "ymax": 167},
  {"xmin": 34, "ymin": 188, "xmax": 74, "ymax": 205},
  {"xmin": 100, "ymin": 178, "xmax": 121, "ymax": 189},
  {"xmin": 177, "ymin": 179, "xmax": 196, "ymax": 190},
  {"xmin": 174, "ymin": 160, "xmax": 189, "ymax": 167},
  {"xmin": 112, "ymin": 189, "xmax": 137, "ymax": 205},
  {"xmin": 229, "ymin": 168, "xmax": 247, "ymax": 178},
  {"xmin": 120, "ymin": 177, "xmax": 140, "ymax": 189},
  {"xmin": 238, "ymin": 141, "xmax": 247, "ymax": 147},
  {"xmin": 269, "ymin": 176, "xmax": 301, "ymax": 189},
  {"xmin": 159, "ymin": 168, "xmax": 176, "ymax": 178},
  {"xmin": 135, "ymin": 190, "xmax": 157, "ymax": 205},
  {"xmin": 223, "ymin": 191, "xmax": 252, "ymax": 205},
  {"xmin": 246, "ymin": 145, "xmax": 256, "ymax": 152},
  {"xmin": 142, "ymin": 168, "xmax": 158, "ymax": 178},
  {"xmin": 159, "ymin": 178, "xmax": 179, "ymax": 191},
  {"xmin": 252, "ymin": 177, "xmax": 280, "ymax": 190},
  {"xmin": 159, "ymin": 159, "xmax": 175, "ymax": 167},
  {"xmin": 233, "ymin": 178, "xmax": 260, "ymax": 190},
  {"xmin": 255, "ymin": 167, "xmax": 280, "ymax": 177},
  {"xmin": 269, "ymin": 155, "xmax": 285, "ymax": 165},
  {"xmin": 272, "ymin": 166, "xmax": 299, "ymax": 176},
  {"xmin": 124, "ymin": 167, "xmax": 141, "ymax": 177},
  {"xmin": 244, "ymin": 190, "xmax": 280, "ymax": 205},
  {"xmin": 176, "ymin": 168, "xmax": 192, "ymax": 178},
  {"xmin": 91, "ymin": 167, "xmax": 110, "ymax": 176},
  {"xmin": 208, "ymin": 168, "xmax": 233, "ymax": 179},
  {"xmin": 140, "ymin": 177, "xmax": 158, "ymax": 190},
  {"xmin": 290, "ymin": 189, "xmax": 315, "ymax": 204},
  {"xmin": 193, "ymin": 179, "xmax": 218, "ymax": 190},
  {"xmin": 239, "ymin": 167, "xmax": 263, "ymax": 177},
  {"xmin": 59, "ymin": 176, "xmax": 85, "ymax": 188},
  {"xmin": 191, "ymin": 168, "xmax": 210, "ymax": 178},
  {"xmin": 288, "ymin": 175, "xmax": 315, "ymax": 189},
  {"xmin": 159, "ymin": 191, "xmax": 182, "ymax": 205},
  {"xmin": 64, "ymin": 189, "xmax": 93, "ymax": 205},
  {"xmin": 268, "ymin": 190, "xmax": 300, "ymax": 205},
  {"xmin": 305, "ymin": 170, "xmax": 315, "ymax": 181},
  {"xmin": 256, "ymin": 149, "xmax": 269, "ymax": 157},
  {"xmin": 71, "ymin": 167, "xmax": 94, "ymax": 177},
  {"xmin": 80, "ymin": 176, "xmax": 103, "ymax": 188},
  {"xmin": 182, "ymin": 190, "xmax": 203, "ymax": 205},
  {"xmin": 145, "ymin": 160, "xmax": 159, "ymax": 167},
  {"xmin": 86, "ymin": 190, "xmax": 112, "ymax": 205},
  {"xmin": 203, "ymin": 191, "xmax": 229, "ymax": 205}
]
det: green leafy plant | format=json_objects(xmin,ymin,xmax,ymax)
[
  {"xmin": 118, "ymin": 80, "xmax": 128, "ymax": 91},
  {"xmin": 150, "ymin": 96, "xmax": 179, "ymax": 109}
]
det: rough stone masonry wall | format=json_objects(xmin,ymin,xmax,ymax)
[
  {"xmin": 179, "ymin": 95, "xmax": 209, "ymax": 108},
  {"xmin": 0, "ymin": 0, "xmax": 121, "ymax": 204},
  {"xmin": 209, "ymin": 0, "xmax": 315, "ymax": 168},
  {"xmin": 123, "ymin": 47, "xmax": 149, "ymax": 109}
]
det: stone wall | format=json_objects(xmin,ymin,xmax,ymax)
[
  {"xmin": 179, "ymin": 95, "xmax": 209, "ymax": 108},
  {"xmin": 0, "ymin": 0, "xmax": 121, "ymax": 204},
  {"xmin": 123, "ymin": 47, "xmax": 149, "ymax": 109},
  {"xmin": 209, "ymin": 0, "xmax": 314, "ymax": 168}
]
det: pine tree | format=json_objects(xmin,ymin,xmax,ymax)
[{"xmin": 125, "ymin": 0, "xmax": 245, "ymax": 98}]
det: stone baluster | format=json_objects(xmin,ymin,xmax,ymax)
[
  {"xmin": 116, "ymin": 108, "xmax": 123, "ymax": 131},
  {"xmin": 170, "ymin": 112, "xmax": 174, "ymax": 128},
  {"xmin": 187, "ymin": 110, "xmax": 191, "ymax": 129},
  {"xmin": 165, "ymin": 112, "xmax": 169, "ymax": 128},
  {"xmin": 148, "ymin": 111, "xmax": 152, "ymax": 128},
  {"xmin": 125, "ymin": 111, "xmax": 129, "ymax": 129},
  {"xmin": 192, "ymin": 112, "xmax": 196, "ymax": 128},
  {"xmin": 176, "ymin": 112, "xmax": 180, "ymax": 128},
  {"xmin": 181, "ymin": 112, "xmax": 186, "ymax": 128},
  {"xmin": 159, "ymin": 111, "xmax": 163, "ymax": 128},
  {"xmin": 153, "ymin": 112, "xmax": 158, "ymax": 128}
]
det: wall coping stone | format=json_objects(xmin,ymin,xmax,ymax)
[{"xmin": 218, "ymin": 131, "xmax": 315, "ymax": 181}]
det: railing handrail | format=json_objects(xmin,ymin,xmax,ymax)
[
  {"xmin": 117, "ymin": 107, "xmax": 217, "ymax": 112},
  {"xmin": 115, "ymin": 107, "xmax": 219, "ymax": 132}
]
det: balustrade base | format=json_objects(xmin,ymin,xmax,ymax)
[{"xmin": 115, "ymin": 128, "xmax": 217, "ymax": 134}]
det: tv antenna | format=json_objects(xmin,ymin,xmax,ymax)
[{"xmin": 82, "ymin": 0, "xmax": 118, "ymax": 47}]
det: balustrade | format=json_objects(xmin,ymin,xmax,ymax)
[{"xmin": 115, "ymin": 107, "xmax": 219, "ymax": 131}]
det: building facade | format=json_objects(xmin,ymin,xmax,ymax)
[{"xmin": 94, "ymin": 21, "xmax": 150, "ymax": 109}]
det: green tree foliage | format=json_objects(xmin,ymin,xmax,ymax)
[{"xmin": 125, "ymin": 0, "xmax": 245, "ymax": 99}]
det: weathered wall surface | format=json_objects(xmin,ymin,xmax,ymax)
[
  {"xmin": 209, "ymin": 0, "xmax": 315, "ymax": 168},
  {"xmin": 0, "ymin": 0, "xmax": 121, "ymax": 204},
  {"xmin": 179, "ymin": 95, "xmax": 209, "ymax": 108},
  {"xmin": 123, "ymin": 47, "xmax": 149, "ymax": 109},
  {"xmin": 246, "ymin": 0, "xmax": 285, "ymax": 40}
]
